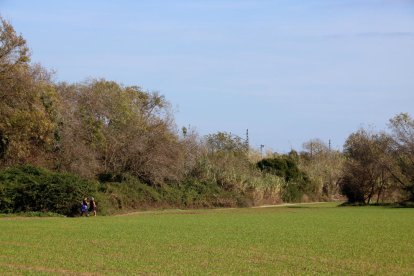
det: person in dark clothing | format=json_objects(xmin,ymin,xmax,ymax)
[
  {"xmin": 81, "ymin": 198, "xmax": 88, "ymax": 216},
  {"xmin": 89, "ymin": 197, "xmax": 97, "ymax": 217}
]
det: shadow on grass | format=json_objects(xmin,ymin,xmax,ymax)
[
  {"xmin": 286, "ymin": 205, "xmax": 310, "ymax": 209},
  {"xmin": 339, "ymin": 201, "xmax": 414, "ymax": 208},
  {"xmin": 0, "ymin": 211, "xmax": 65, "ymax": 218}
]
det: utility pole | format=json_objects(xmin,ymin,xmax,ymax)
[
  {"xmin": 328, "ymin": 139, "xmax": 331, "ymax": 151},
  {"xmin": 310, "ymin": 142, "xmax": 313, "ymax": 158},
  {"xmin": 245, "ymin": 129, "xmax": 249, "ymax": 151},
  {"xmin": 260, "ymin": 144, "xmax": 264, "ymax": 158}
]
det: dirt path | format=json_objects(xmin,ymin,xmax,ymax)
[
  {"xmin": 114, "ymin": 201, "xmax": 334, "ymax": 217},
  {"xmin": 252, "ymin": 201, "xmax": 329, "ymax": 208}
]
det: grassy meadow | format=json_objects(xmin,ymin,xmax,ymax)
[{"xmin": 1, "ymin": 203, "xmax": 413, "ymax": 275}]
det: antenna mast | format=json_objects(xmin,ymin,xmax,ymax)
[{"xmin": 245, "ymin": 129, "xmax": 249, "ymax": 150}]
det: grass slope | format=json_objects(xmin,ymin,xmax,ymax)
[{"xmin": 1, "ymin": 203, "xmax": 413, "ymax": 275}]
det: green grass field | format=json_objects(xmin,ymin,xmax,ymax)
[{"xmin": 1, "ymin": 203, "xmax": 413, "ymax": 275}]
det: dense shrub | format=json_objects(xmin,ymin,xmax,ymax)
[
  {"xmin": 0, "ymin": 166, "xmax": 256, "ymax": 216},
  {"xmin": 257, "ymin": 156, "xmax": 303, "ymax": 181},
  {"xmin": 178, "ymin": 178, "xmax": 251, "ymax": 208},
  {"xmin": 100, "ymin": 175, "xmax": 252, "ymax": 213},
  {"xmin": 94, "ymin": 175, "xmax": 162, "ymax": 214},
  {"xmin": 257, "ymin": 155, "xmax": 314, "ymax": 202},
  {"xmin": 338, "ymin": 175, "xmax": 366, "ymax": 204},
  {"xmin": 0, "ymin": 166, "xmax": 97, "ymax": 216},
  {"xmin": 281, "ymin": 181, "xmax": 304, "ymax": 203}
]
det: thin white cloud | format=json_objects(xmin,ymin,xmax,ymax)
[
  {"xmin": 320, "ymin": 32, "xmax": 414, "ymax": 40},
  {"xmin": 356, "ymin": 32, "xmax": 414, "ymax": 38},
  {"xmin": 175, "ymin": 0, "xmax": 255, "ymax": 10}
]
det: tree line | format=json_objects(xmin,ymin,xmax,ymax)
[
  {"xmin": 0, "ymin": 17, "xmax": 413, "ymax": 215},
  {"xmin": 339, "ymin": 117, "xmax": 414, "ymax": 204}
]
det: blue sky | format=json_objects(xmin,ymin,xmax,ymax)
[{"xmin": 1, "ymin": 0, "xmax": 413, "ymax": 152}]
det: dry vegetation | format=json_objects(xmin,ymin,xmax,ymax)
[{"xmin": 0, "ymin": 16, "xmax": 413, "ymax": 216}]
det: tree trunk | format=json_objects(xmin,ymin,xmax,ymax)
[
  {"xmin": 376, "ymin": 170, "xmax": 384, "ymax": 204},
  {"xmin": 367, "ymin": 181, "xmax": 375, "ymax": 204}
]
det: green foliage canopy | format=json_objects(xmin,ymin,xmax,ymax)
[{"xmin": 0, "ymin": 166, "xmax": 96, "ymax": 216}]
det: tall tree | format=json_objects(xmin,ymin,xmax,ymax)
[
  {"xmin": 0, "ymin": 16, "xmax": 29, "ymax": 73},
  {"xmin": 55, "ymin": 80, "xmax": 186, "ymax": 184},
  {"xmin": 388, "ymin": 113, "xmax": 414, "ymax": 200},
  {"xmin": 340, "ymin": 129, "xmax": 396, "ymax": 204},
  {"xmin": 0, "ymin": 16, "xmax": 58, "ymax": 167}
]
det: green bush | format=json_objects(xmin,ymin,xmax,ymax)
[
  {"xmin": 100, "ymin": 176, "xmax": 252, "ymax": 212},
  {"xmin": 99, "ymin": 175, "xmax": 162, "ymax": 213},
  {"xmin": 281, "ymin": 181, "xmax": 304, "ymax": 202},
  {"xmin": 257, "ymin": 156, "xmax": 303, "ymax": 181},
  {"xmin": 0, "ymin": 164, "xmax": 281, "ymax": 217},
  {"xmin": 179, "ymin": 179, "xmax": 219, "ymax": 207},
  {"xmin": 178, "ymin": 178, "xmax": 252, "ymax": 208},
  {"xmin": 257, "ymin": 155, "xmax": 318, "ymax": 202},
  {"xmin": 0, "ymin": 165, "xmax": 97, "ymax": 216}
]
